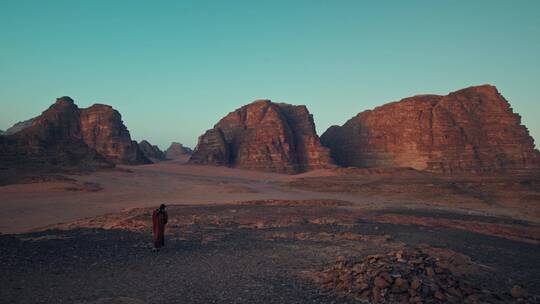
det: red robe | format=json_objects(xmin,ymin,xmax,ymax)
[{"xmin": 152, "ymin": 209, "xmax": 168, "ymax": 248}]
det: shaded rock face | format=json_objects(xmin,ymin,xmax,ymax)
[
  {"xmin": 139, "ymin": 140, "xmax": 165, "ymax": 162},
  {"xmin": 321, "ymin": 85, "xmax": 540, "ymax": 173},
  {"xmin": 80, "ymin": 104, "xmax": 149, "ymax": 165},
  {"xmin": 4, "ymin": 118, "xmax": 35, "ymax": 135},
  {"xmin": 0, "ymin": 97, "xmax": 148, "ymax": 169},
  {"xmin": 0, "ymin": 97, "xmax": 108, "ymax": 169},
  {"xmin": 189, "ymin": 100, "xmax": 334, "ymax": 173}
]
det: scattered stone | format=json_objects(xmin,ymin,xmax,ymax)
[{"xmin": 511, "ymin": 285, "xmax": 526, "ymax": 299}]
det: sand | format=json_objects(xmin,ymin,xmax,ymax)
[{"xmin": 0, "ymin": 162, "xmax": 539, "ymax": 234}]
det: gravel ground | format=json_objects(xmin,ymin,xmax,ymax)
[{"xmin": 1, "ymin": 204, "xmax": 539, "ymax": 304}]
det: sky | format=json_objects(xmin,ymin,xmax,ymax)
[{"xmin": 1, "ymin": 1, "xmax": 539, "ymax": 150}]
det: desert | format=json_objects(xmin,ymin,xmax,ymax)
[
  {"xmin": 2, "ymin": 2, "xmax": 540, "ymax": 303},
  {"xmin": 1, "ymin": 86, "xmax": 540, "ymax": 304}
]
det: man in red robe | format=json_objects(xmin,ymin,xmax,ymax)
[{"xmin": 152, "ymin": 204, "xmax": 168, "ymax": 250}]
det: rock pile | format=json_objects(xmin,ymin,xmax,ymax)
[{"xmin": 316, "ymin": 247, "xmax": 530, "ymax": 303}]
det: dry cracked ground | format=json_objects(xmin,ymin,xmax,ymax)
[{"xmin": 1, "ymin": 165, "xmax": 540, "ymax": 304}]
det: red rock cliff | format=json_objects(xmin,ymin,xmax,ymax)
[
  {"xmin": 189, "ymin": 100, "xmax": 334, "ymax": 173},
  {"xmin": 320, "ymin": 85, "xmax": 540, "ymax": 172},
  {"xmin": 0, "ymin": 97, "xmax": 149, "ymax": 169},
  {"xmin": 0, "ymin": 97, "xmax": 108, "ymax": 168},
  {"xmin": 80, "ymin": 104, "xmax": 149, "ymax": 164}
]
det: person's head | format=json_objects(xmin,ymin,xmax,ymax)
[{"xmin": 159, "ymin": 204, "xmax": 166, "ymax": 212}]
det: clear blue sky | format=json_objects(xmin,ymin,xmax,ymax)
[{"xmin": 1, "ymin": 1, "xmax": 539, "ymax": 149}]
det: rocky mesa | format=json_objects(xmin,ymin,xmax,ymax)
[
  {"xmin": 189, "ymin": 100, "xmax": 334, "ymax": 173},
  {"xmin": 321, "ymin": 85, "xmax": 540, "ymax": 173},
  {"xmin": 0, "ymin": 96, "xmax": 149, "ymax": 169}
]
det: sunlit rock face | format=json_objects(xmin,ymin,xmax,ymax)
[
  {"xmin": 321, "ymin": 85, "xmax": 540, "ymax": 173},
  {"xmin": 190, "ymin": 100, "xmax": 334, "ymax": 173}
]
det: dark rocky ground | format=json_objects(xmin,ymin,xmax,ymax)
[{"xmin": 1, "ymin": 203, "xmax": 539, "ymax": 304}]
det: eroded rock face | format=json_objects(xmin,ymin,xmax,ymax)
[
  {"xmin": 0, "ymin": 97, "xmax": 148, "ymax": 169},
  {"xmin": 139, "ymin": 140, "xmax": 165, "ymax": 162},
  {"xmin": 0, "ymin": 97, "xmax": 108, "ymax": 168},
  {"xmin": 80, "ymin": 104, "xmax": 149, "ymax": 165},
  {"xmin": 321, "ymin": 85, "xmax": 540, "ymax": 173},
  {"xmin": 165, "ymin": 142, "xmax": 193, "ymax": 161},
  {"xmin": 189, "ymin": 100, "xmax": 334, "ymax": 173}
]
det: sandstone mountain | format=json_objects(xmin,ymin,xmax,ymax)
[
  {"xmin": 320, "ymin": 85, "xmax": 540, "ymax": 173},
  {"xmin": 0, "ymin": 97, "xmax": 149, "ymax": 169},
  {"xmin": 165, "ymin": 142, "xmax": 193, "ymax": 161},
  {"xmin": 80, "ymin": 104, "xmax": 148, "ymax": 165},
  {"xmin": 189, "ymin": 100, "xmax": 334, "ymax": 173},
  {"xmin": 139, "ymin": 140, "xmax": 166, "ymax": 162}
]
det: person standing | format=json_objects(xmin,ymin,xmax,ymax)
[{"xmin": 152, "ymin": 204, "xmax": 168, "ymax": 250}]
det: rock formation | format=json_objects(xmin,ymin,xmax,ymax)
[
  {"xmin": 80, "ymin": 104, "xmax": 149, "ymax": 165},
  {"xmin": 189, "ymin": 100, "xmax": 334, "ymax": 173},
  {"xmin": 0, "ymin": 96, "xmax": 149, "ymax": 170},
  {"xmin": 165, "ymin": 142, "xmax": 193, "ymax": 160},
  {"xmin": 0, "ymin": 97, "xmax": 109, "ymax": 169},
  {"xmin": 139, "ymin": 140, "xmax": 166, "ymax": 162},
  {"xmin": 321, "ymin": 85, "xmax": 540, "ymax": 173}
]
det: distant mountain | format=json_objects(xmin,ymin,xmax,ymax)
[
  {"xmin": 320, "ymin": 85, "xmax": 540, "ymax": 173},
  {"xmin": 165, "ymin": 142, "xmax": 192, "ymax": 162},
  {"xmin": 0, "ymin": 96, "xmax": 150, "ymax": 170},
  {"xmin": 189, "ymin": 100, "xmax": 334, "ymax": 173},
  {"xmin": 4, "ymin": 118, "xmax": 34, "ymax": 135},
  {"xmin": 139, "ymin": 140, "xmax": 166, "ymax": 162}
]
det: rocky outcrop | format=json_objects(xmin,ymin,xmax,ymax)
[
  {"xmin": 4, "ymin": 118, "xmax": 34, "ymax": 135},
  {"xmin": 0, "ymin": 96, "xmax": 149, "ymax": 170},
  {"xmin": 189, "ymin": 100, "xmax": 334, "ymax": 173},
  {"xmin": 80, "ymin": 104, "xmax": 149, "ymax": 165},
  {"xmin": 164, "ymin": 142, "xmax": 193, "ymax": 163},
  {"xmin": 165, "ymin": 142, "xmax": 193, "ymax": 161},
  {"xmin": 139, "ymin": 140, "xmax": 165, "ymax": 162},
  {"xmin": 321, "ymin": 85, "xmax": 540, "ymax": 173},
  {"xmin": 0, "ymin": 97, "xmax": 109, "ymax": 169}
]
